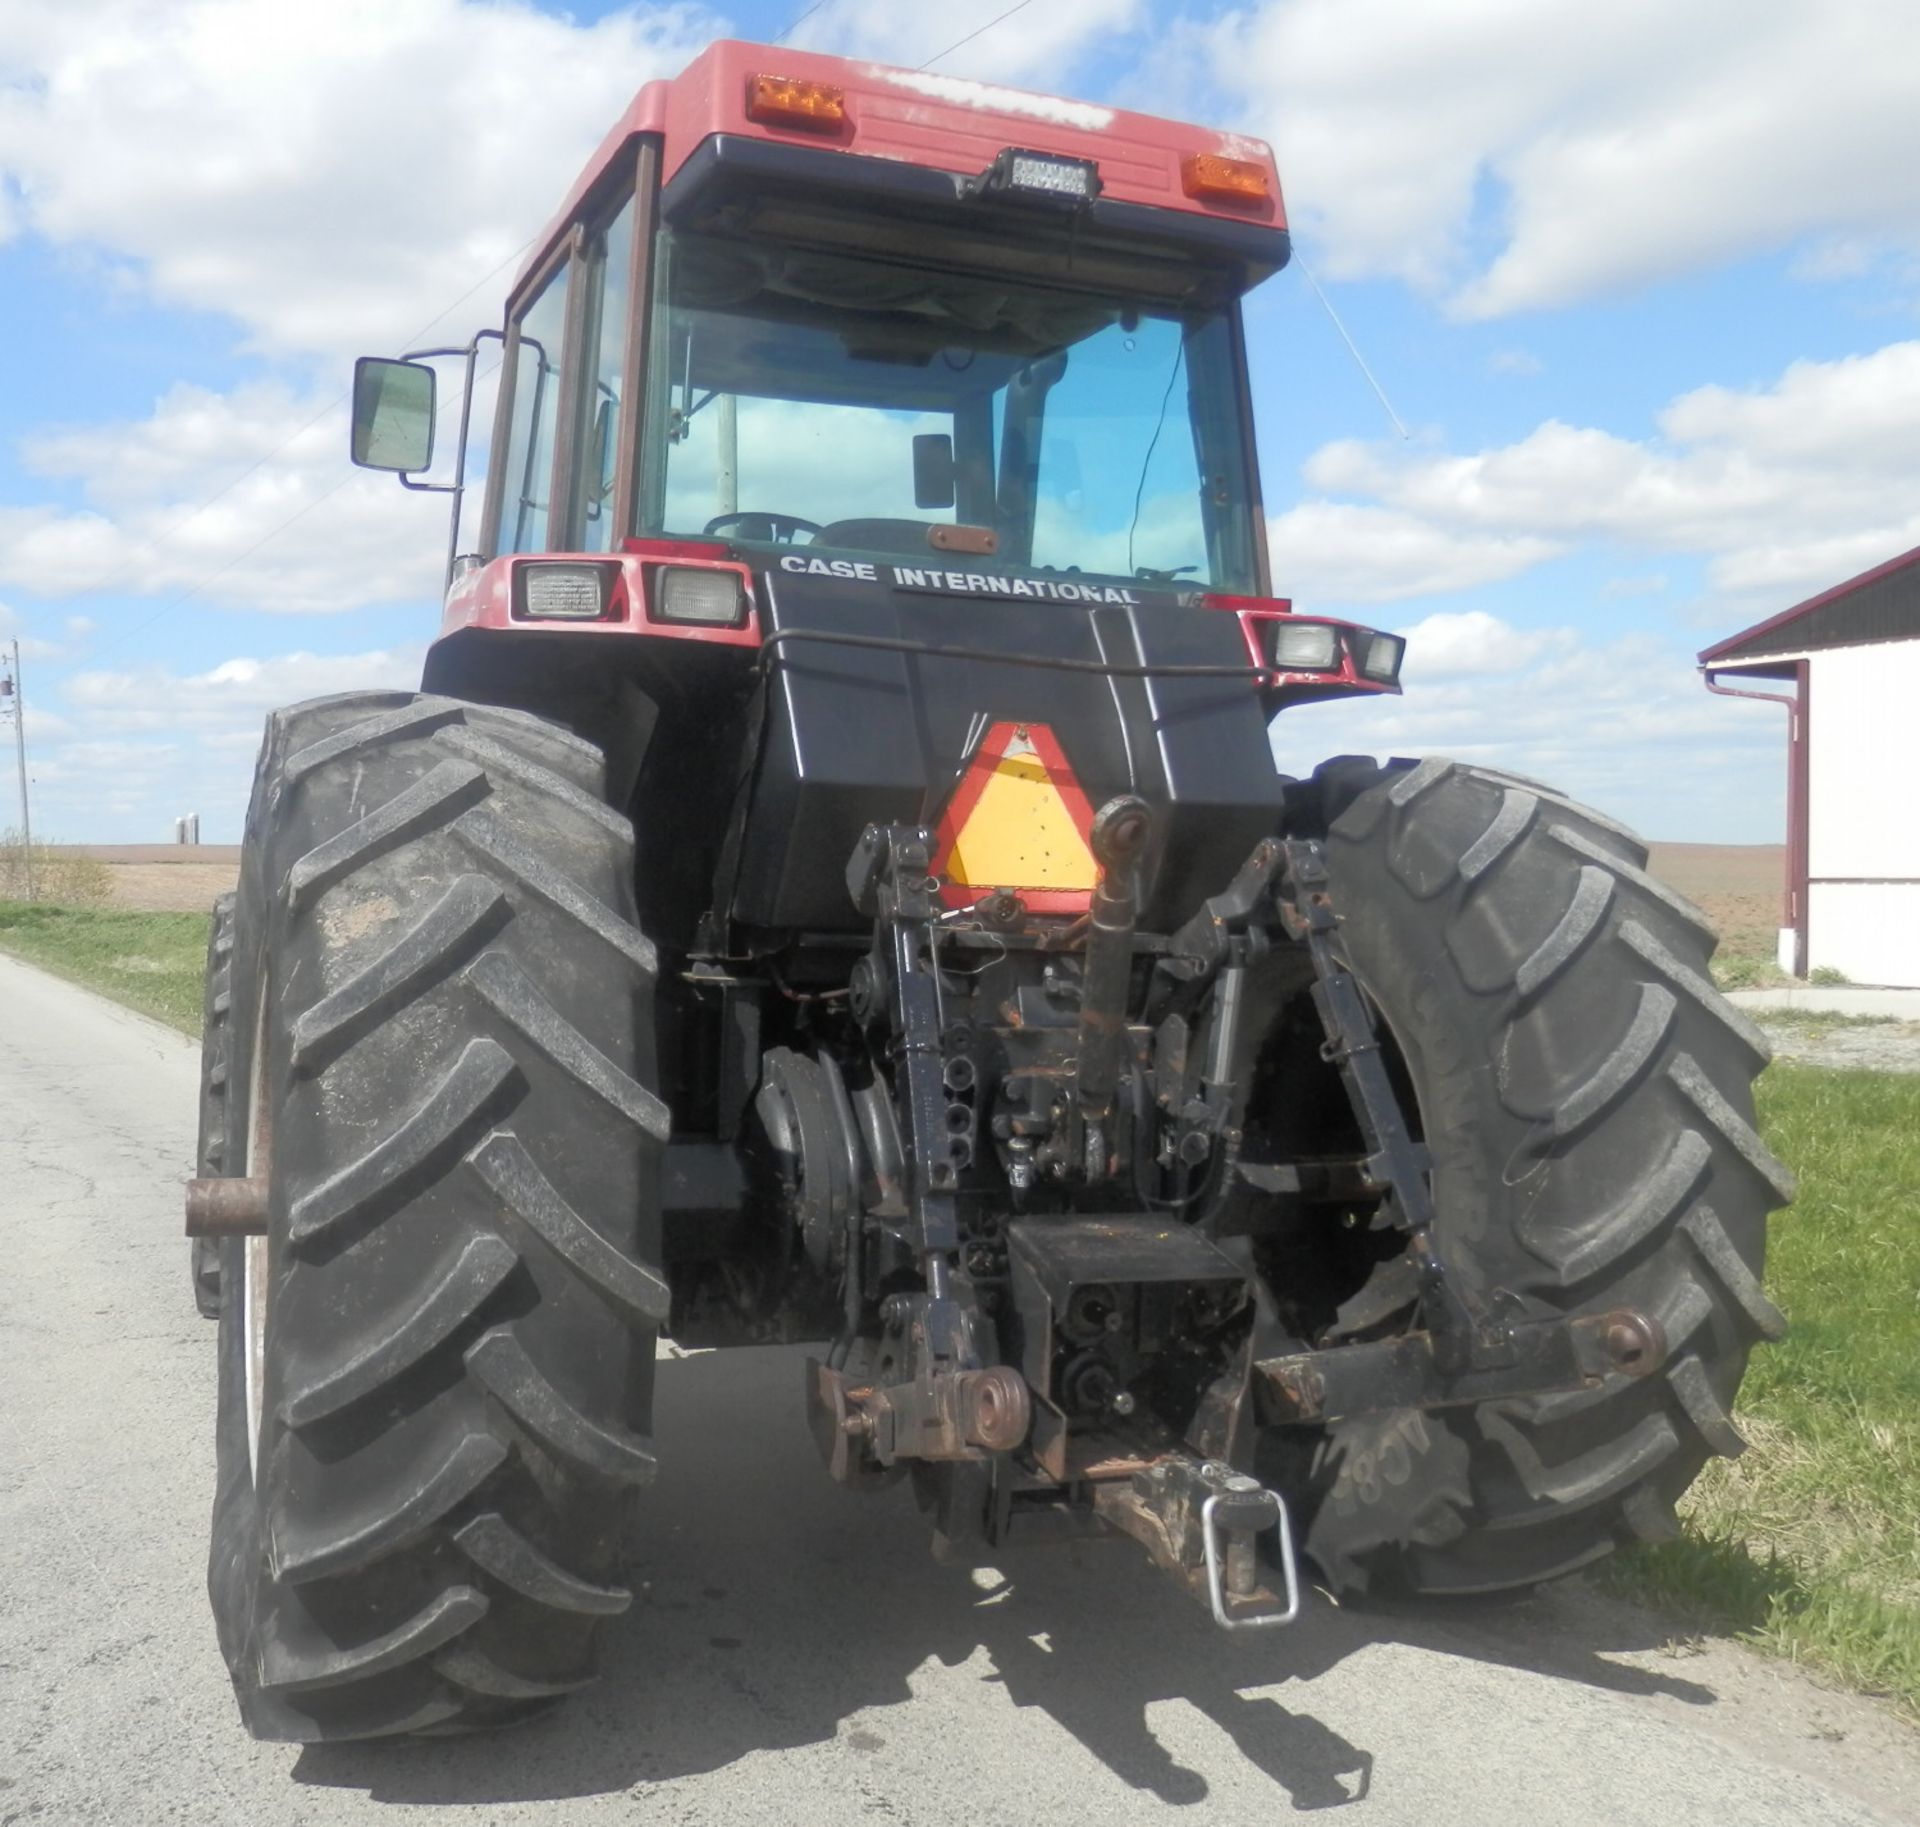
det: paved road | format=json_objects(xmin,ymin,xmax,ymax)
[{"xmin": 2, "ymin": 950, "xmax": 1915, "ymax": 1827}]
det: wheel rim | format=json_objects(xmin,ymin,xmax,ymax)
[{"xmin": 241, "ymin": 997, "xmax": 271, "ymax": 1482}]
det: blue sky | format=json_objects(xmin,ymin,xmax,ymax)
[{"xmin": 3, "ymin": 0, "xmax": 1917, "ymax": 844}]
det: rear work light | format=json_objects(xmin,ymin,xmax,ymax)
[
  {"xmin": 1180, "ymin": 152, "xmax": 1271, "ymax": 207},
  {"xmin": 1358, "ymin": 630, "xmax": 1406, "ymax": 684},
  {"xmin": 652, "ymin": 565, "xmax": 749, "ymax": 627},
  {"xmin": 516, "ymin": 560, "xmax": 618, "ymax": 620},
  {"xmin": 745, "ymin": 73, "xmax": 848, "ymax": 133},
  {"xmin": 1270, "ymin": 620, "xmax": 1341, "ymax": 671},
  {"xmin": 970, "ymin": 147, "xmax": 1101, "ymax": 205}
]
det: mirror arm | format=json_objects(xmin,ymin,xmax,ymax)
[{"xmin": 397, "ymin": 333, "xmax": 502, "ymax": 592}]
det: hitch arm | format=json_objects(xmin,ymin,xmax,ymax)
[
  {"xmin": 848, "ymin": 822, "xmax": 959, "ymax": 1259},
  {"xmin": 1265, "ymin": 836, "xmax": 1669, "ymax": 1410},
  {"xmin": 1274, "ymin": 837, "xmax": 1501, "ymax": 1373},
  {"xmin": 1256, "ymin": 1306, "xmax": 1667, "ymax": 1425}
]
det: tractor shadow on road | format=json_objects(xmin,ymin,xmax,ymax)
[{"xmin": 292, "ymin": 1347, "xmax": 1719, "ymax": 1810}]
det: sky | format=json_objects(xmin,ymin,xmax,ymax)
[{"xmin": 3, "ymin": 0, "xmax": 1918, "ymax": 846}]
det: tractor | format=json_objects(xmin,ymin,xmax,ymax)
[{"xmin": 185, "ymin": 41, "xmax": 1790, "ymax": 1742}]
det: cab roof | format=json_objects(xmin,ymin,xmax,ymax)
[{"xmin": 514, "ymin": 38, "xmax": 1286, "ymax": 300}]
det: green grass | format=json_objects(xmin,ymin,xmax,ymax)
[
  {"xmin": 1757, "ymin": 1009, "xmax": 1917, "ymax": 1047},
  {"xmin": 1758, "ymin": 1009, "xmax": 1900, "ymax": 1029},
  {"xmin": 0, "ymin": 901, "xmax": 210, "ymax": 1034},
  {"xmin": 1712, "ymin": 950, "xmax": 1793, "ymax": 990},
  {"xmin": 1608, "ymin": 1062, "xmax": 1920, "ymax": 1720}
]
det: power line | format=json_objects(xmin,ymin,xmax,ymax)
[
  {"xmin": 920, "ymin": 0, "xmax": 1035, "ymax": 70},
  {"xmin": 88, "ymin": 358, "xmax": 503, "ymax": 666},
  {"xmin": 398, "ymin": 234, "xmax": 539, "ymax": 351},
  {"xmin": 60, "ymin": 233, "xmax": 536, "ymax": 619},
  {"xmin": 1294, "ymin": 251, "xmax": 1411, "ymax": 443},
  {"xmin": 774, "ymin": 0, "xmax": 830, "ymax": 43}
]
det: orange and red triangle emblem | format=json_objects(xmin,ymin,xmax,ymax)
[{"xmin": 931, "ymin": 720, "xmax": 1097, "ymax": 913}]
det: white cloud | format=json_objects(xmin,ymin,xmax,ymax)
[
  {"xmin": 64, "ymin": 646, "xmax": 426, "ymax": 733},
  {"xmin": 0, "ymin": 599, "xmax": 65, "ymax": 661},
  {"xmin": 0, "ymin": 0, "xmax": 718, "ymax": 360},
  {"xmin": 794, "ymin": 0, "xmax": 1143, "ymax": 85},
  {"xmin": 1270, "ymin": 615, "xmax": 1786, "ymax": 842},
  {"xmin": 1173, "ymin": 0, "xmax": 1920, "ymax": 316},
  {"xmin": 29, "ymin": 645, "xmax": 426, "ymax": 839},
  {"xmin": 1301, "ymin": 339, "xmax": 1920, "ymax": 604},
  {"xmin": 1487, "ymin": 349, "xmax": 1542, "ymax": 378},
  {"xmin": 1266, "ymin": 501, "xmax": 1560, "ymax": 606},
  {"xmin": 1, "ymin": 379, "xmax": 479, "ymax": 613},
  {"xmin": 1390, "ymin": 608, "xmax": 1574, "ymax": 679}
]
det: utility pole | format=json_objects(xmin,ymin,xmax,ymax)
[{"xmin": 3, "ymin": 639, "xmax": 32, "ymax": 902}]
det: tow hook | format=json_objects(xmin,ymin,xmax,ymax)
[
  {"xmin": 1093, "ymin": 1454, "xmax": 1303, "ymax": 1632},
  {"xmin": 1200, "ymin": 1480, "xmax": 1302, "ymax": 1631}
]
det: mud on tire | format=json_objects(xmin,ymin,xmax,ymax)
[
  {"xmin": 207, "ymin": 691, "xmax": 668, "ymax": 1741},
  {"xmin": 1264, "ymin": 756, "xmax": 1792, "ymax": 1597}
]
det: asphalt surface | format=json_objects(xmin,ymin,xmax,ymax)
[{"xmin": 2, "ymin": 949, "xmax": 1916, "ymax": 1827}]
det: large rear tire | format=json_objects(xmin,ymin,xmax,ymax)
[
  {"xmin": 1261, "ymin": 757, "xmax": 1792, "ymax": 1597},
  {"xmin": 207, "ymin": 691, "xmax": 669, "ymax": 1741}
]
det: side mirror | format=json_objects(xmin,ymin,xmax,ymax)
[
  {"xmin": 912, "ymin": 433, "xmax": 957, "ymax": 511},
  {"xmin": 350, "ymin": 356, "xmax": 436, "ymax": 473},
  {"xmin": 586, "ymin": 390, "xmax": 617, "ymax": 520}
]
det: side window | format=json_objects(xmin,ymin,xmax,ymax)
[
  {"xmin": 501, "ymin": 263, "xmax": 571, "ymax": 553},
  {"xmin": 576, "ymin": 196, "xmax": 636, "ymax": 553}
]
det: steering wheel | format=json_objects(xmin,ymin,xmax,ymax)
[{"xmin": 703, "ymin": 511, "xmax": 823, "ymax": 545}]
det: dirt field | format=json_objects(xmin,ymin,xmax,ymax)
[
  {"xmin": 1648, "ymin": 842, "xmax": 1785, "ymax": 962},
  {"xmin": 67, "ymin": 845, "xmax": 241, "ymax": 914},
  {"xmin": 65, "ymin": 842, "xmax": 1788, "ymax": 928}
]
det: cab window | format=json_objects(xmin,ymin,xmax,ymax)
[
  {"xmin": 576, "ymin": 196, "xmax": 637, "ymax": 553},
  {"xmin": 501, "ymin": 263, "xmax": 570, "ymax": 554}
]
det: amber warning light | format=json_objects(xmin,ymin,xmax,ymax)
[
  {"xmin": 1180, "ymin": 152, "xmax": 1271, "ymax": 207},
  {"xmin": 745, "ymin": 73, "xmax": 848, "ymax": 133}
]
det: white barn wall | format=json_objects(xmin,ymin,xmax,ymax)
[
  {"xmin": 1807, "ymin": 637, "xmax": 1920, "ymax": 986},
  {"xmin": 1807, "ymin": 884, "xmax": 1920, "ymax": 986}
]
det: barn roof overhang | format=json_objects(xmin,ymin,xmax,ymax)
[
  {"xmin": 1699, "ymin": 541, "xmax": 1920, "ymax": 668},
  {"xmin": 1700, "ymin": 656, "xmax": 1798, "ymax": 681}
]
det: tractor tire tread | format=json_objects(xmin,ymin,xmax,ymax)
[
  {"xmin": 285, "ymin": 1037, "xmax": 523, "ymax": 1257},
  {"xmin": 259, "ymin": 1587, "xmax": 489, "ymax": 1694},
  {"xmin": 1285, "ymin": 755, "xmax": 1787, "ymax": 1598},
  {"xmin": 272, "ymin": 1431, "xmax": 510, "ymax": 1583},
  {"xmin": 289, "ymin": 874, "xmax": 508, "ymax": 1075},
  {"xmin": 286, "ymin": 759, "xmax": 489, "ymax": 911},
  {"xmin": 452, "ymin": 1512, "xmax": 632, "ymax": 1616},
  {"xmin": 280, "ymin": 1235, "xmax": 521, "ymax": 1427},
  {"xmin": 465, "ymin": 1327, "xmax": 658, "ymax": 1483},
  {"xmin": 206, "ymin": 691, "xmax": 662, "ymax": 1743}
]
